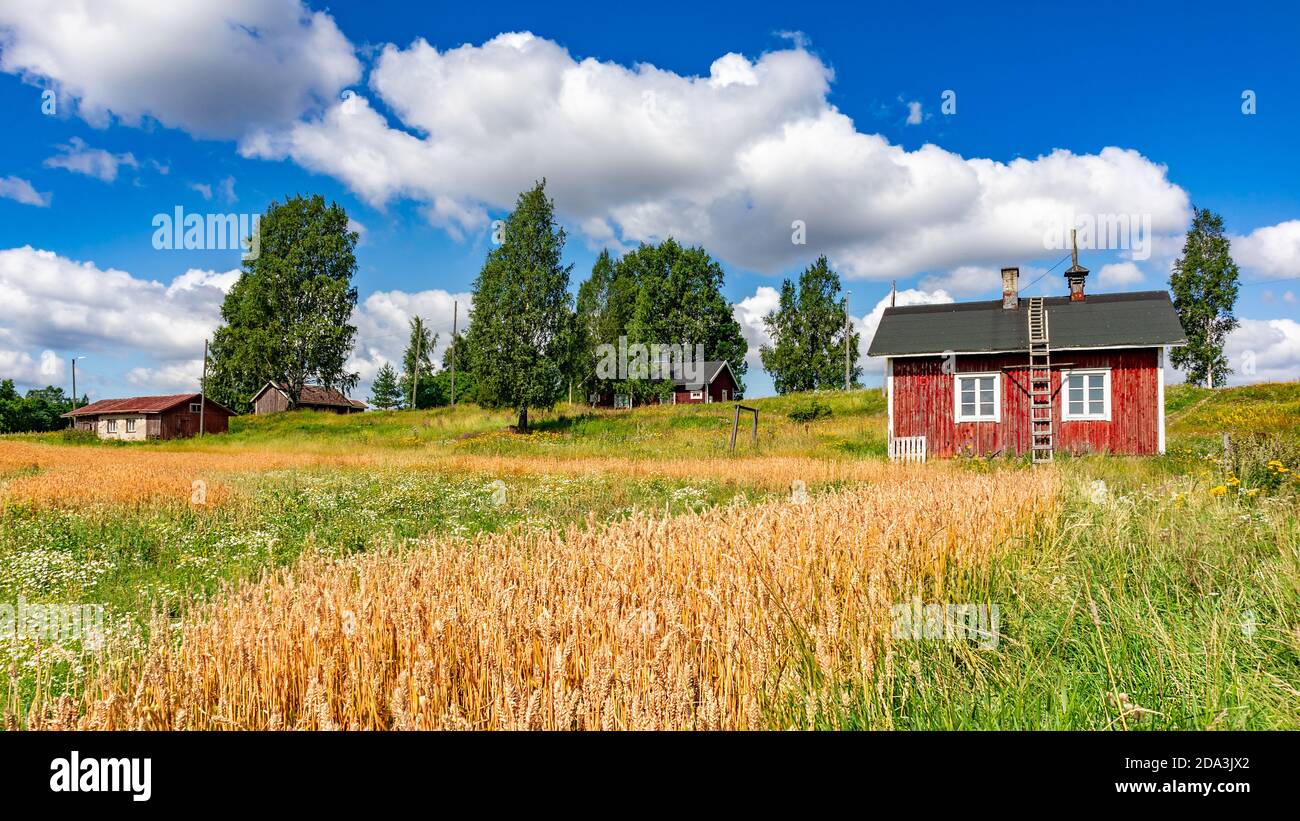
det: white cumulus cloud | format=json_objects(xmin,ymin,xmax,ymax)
[
  {"xmin": 1097, "ymin": 261, "xmax": 1145, "ymax": 288},
  {"xmin": 0, "ymin": 246, "xmax": 237, "ymax": 365},
  {"xmin": 0, "ymin": 0, "xmax": 361, "ymax": 139},
  {"xmin": 0, "ymin": 348, "xmax": 64, "ymax": 388},
  {"xmin": 240, "ymin": 32, "xmax": 1191, "ymax": 281},
  {"xmin": 1233, "ymin": 220, "xmax": 1300, "ymax": 281},
  {"xmin": 348, "ymin": 288, "xmax": 473, "ymax": 392},
  {"xmin": 732, "ymin": 285, "xmax": 781, "ymax": 365},
  {"xmin": 1224, "ymin": 318, "xmax": 1300, "ymax": 385}
]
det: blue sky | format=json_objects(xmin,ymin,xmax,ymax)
[{"xmin": 0, "ymin": 0, "xmax": 1296, "ymax": 401}]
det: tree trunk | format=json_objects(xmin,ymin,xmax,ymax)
[{"xmin": 518, "ymin": 405, "xmax": 528, "ymax": 433}]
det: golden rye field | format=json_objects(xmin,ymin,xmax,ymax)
[{"xmin": 22, "ymin": 467, "xmax": 1058, "ymax": 730}]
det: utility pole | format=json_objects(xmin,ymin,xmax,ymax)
[
  {"xmin": 450, "ymin": 301, "xmax": 457, "ymax": 407},
  {"xmin": 70, "ymin": 357, "xmax": 77, "ymax": 428},
  {"xmin": 199, "ymin": 338, "xmax": 208, "ymax": 436},
  {"xmin": 844, "ymin": 291, "xmax": 852, "ymax": 391}
]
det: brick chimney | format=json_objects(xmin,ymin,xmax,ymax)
[
  {"xmin": 1065, "ymin": 228, "xmax": 1089, "ymax": 301},
  {"xmin": 1001, "ymin": 267, "xmax": 1019, "ymax": 309}
]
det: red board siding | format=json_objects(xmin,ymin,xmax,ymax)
[
  {"xmin": 157, "ymin": 405, "xmax": 230, "ymax": 439},
  {"xmin": 890, "ymin": 348, "xmax": 1161, "ymax": 457}
]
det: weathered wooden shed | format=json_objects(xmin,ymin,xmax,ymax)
[
  {"xmin": 251, "ymin": 382, "xmax": 367, "ymax": 415},
  {"xmin": 868, "ymin": 264, "xmax": 1187, "ymax": 460}
]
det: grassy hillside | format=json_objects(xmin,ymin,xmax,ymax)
[
  {"xmin": 1166, "ymin": 381, "xmax": 1300, "ymax": 439},
  {"xmin": 4, "ymin": 382, "xmax": 1297, "ymax": 730},
  {"xmin": 32, "ymin": 388, "xmax": 890, "ymax": 460}
]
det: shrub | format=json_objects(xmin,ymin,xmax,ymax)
[{"xmin": 788, "ymin": 400, "xmax": 832, "ymax": 424}]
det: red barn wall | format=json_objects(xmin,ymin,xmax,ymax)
[
  {"xmin": 157, "ymin": 405, "xmax": 230, "ymax": 439},
  {"xmin": 890, "ymin": 347, "xmax": 1161, "ymax": 457},
  {"xmin": 674, "ymin": 368, "xmax": 738, "ymax": 404}
]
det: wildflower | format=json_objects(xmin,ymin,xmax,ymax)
[
  {"xmin": 1227, "ymin": 476, "xmax": 1240, "ymax": 487},
  {"xmin": 1210, "ymin": 485, "xmax": 1228, "ymax": 497}
]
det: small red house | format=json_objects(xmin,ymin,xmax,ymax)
[
  {"xmin": 590, "ymin": 361, "xmax": 741, "ymax": 408},
  {"xmin": 868, "ymin": 263, "xmax": 1186, "ymax": 461},
  {"xmin": 62, "ymin": 393, "xmax": 235, "ymax": 440}
]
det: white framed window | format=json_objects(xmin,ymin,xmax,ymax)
[
  {"xmin": 614, "ymin": 394, "xmax": 631, "ymax": 409},
  {"xmin": 721, "ymin": 389, "xmax": 728, "ymax": 401},
  {"xmin": 953, "ymin": 373, "xmax": 1000, "ymax": 423},
  {"xmin": 106, "ymin": 419, "xmax": 117, "ymax": 433},
  {"xmin": 690, "ymin": 390, "xmax": 703, "ymax": 400},
  {"xmin": 190, "ymin": 403, "xmax": 202, "ymax": 413},
  {"xmin": 126, "ymin": 419, "xmax": 136, "ymax": 433},
  {"xmin": 1061, "ymin": 368, "xmax": 1111, "ymax": 421}
]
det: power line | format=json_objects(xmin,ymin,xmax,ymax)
[
  {"xmin": 1239, "ymin": 276, "xmax": 1300, "ymax": 288},
  {"xmin": 1021, "ymin": 253, "xmax": 1075, "ymax": 294}
]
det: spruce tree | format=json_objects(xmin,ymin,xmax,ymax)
[{"xmin": 368, "ymin": 363, "xmax": 403, "ymax": 410}]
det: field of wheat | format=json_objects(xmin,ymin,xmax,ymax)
[
  {"xmin": 0, "ymin": 442, "xmax": 352, "ymax": 509},
  {"xmin": 0, "ymin": 439, "xmax": 908, "ymax": 510},
  {"xmin": 20, "ymin": 466, "xmax": 1059, "ymax": 730}
]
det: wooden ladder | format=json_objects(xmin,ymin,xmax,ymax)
[{"xmin": 1027, "ymin": 297, "xmax": 1054, "ymax": 463}]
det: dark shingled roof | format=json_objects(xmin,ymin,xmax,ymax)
[
  {"xmin": 867, "ymin": 291, "xmax": 1187, "ymax": 357},
  {"xmin": 253, "ymin": 382, "xmax": 367, "ymax": 409},
  {"xmin": 670, "ymin": 361, "xmax": 733, "ymax": 390}
]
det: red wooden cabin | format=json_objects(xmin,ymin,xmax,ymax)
[
  {"xmin": 62, "ymin": 393, "xmax": 235, "ymax": 440},
  {"xmin": 589, "ymin": 361, "xmax": 741, "ymax": 408},
  {"xmin": 868, "ymin": 263, "xmax": 1186, "ymax": 460}
]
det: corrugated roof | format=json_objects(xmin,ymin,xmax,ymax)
[
  {"xmin": 867, "ymin": 291, "xmax": 1188, "ymax": 357},
  {"xmin": 254, "ymin": 382, "xmax": 367, "ymax": 409},
  {"xmin": 298, "ymin": 384, "xmax": 366, "ymax": 408},
  {"xmin": 63, "ymin": 393, "xmax": 201, "ymax": 417}
]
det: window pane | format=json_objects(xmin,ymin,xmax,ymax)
[
  {"xmin": 1088, "ymin": 373, "xmax": 1103, "ymax": 389},
  {"xmin": 1089, "ymin": 399, "xmax": 1104, "ymax": 415},
  {"xmin": 980, "ymin": 401, "xmax": 993, "ymax": 417},
  {"xmin": 979, "ymin": 376, "xmax": 993, "ymax": 392},
  {"xmin": 961, "ymin": 401, "xmax": 975, "ymax": 416},
  {"xmin": 1069, "ymin": 400, "xmax": 1083, "ymax": 415}
]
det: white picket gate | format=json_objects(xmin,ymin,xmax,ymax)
[{"xmin": 888, "ymin": 435, "xmax": 927, "ymax": 463}]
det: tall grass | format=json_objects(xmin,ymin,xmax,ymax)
[{"xmin": 19, "ymin": 467, "xmax": 1058, "ymax": 730}]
